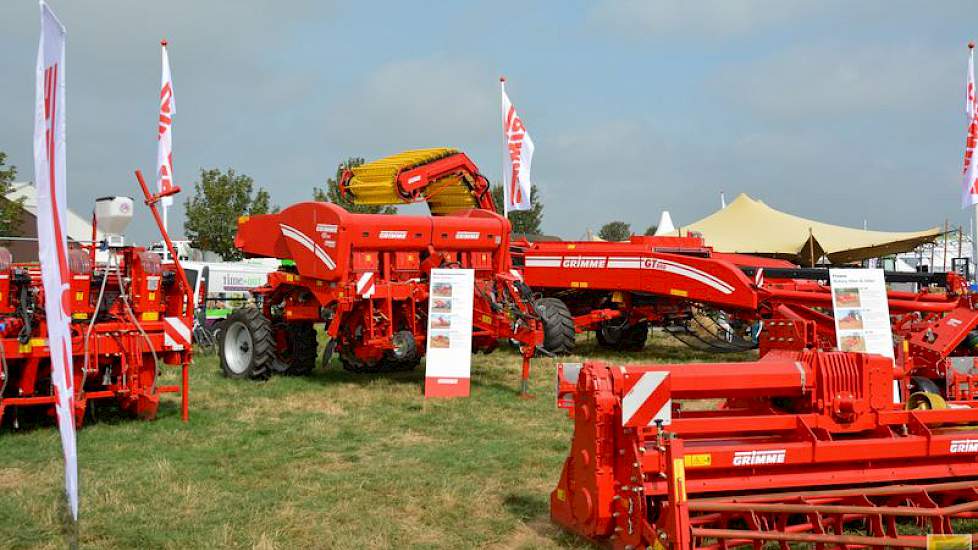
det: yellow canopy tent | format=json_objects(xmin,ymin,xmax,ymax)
[{"xmin": 673, "ymin": 194, "xmax": 941, "ymax": 265}]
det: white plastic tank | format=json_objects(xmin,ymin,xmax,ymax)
[{"xmin": 94, "ymin": 196, "xmax": 134, "ymax": 238}]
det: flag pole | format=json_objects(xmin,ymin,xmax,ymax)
[
  {"xmin": 160, "ymin": 39, "xmax": 169, "ymax": 234},
  {"xmin": 500, "ymin": 76, "xmax": 508, "ymax": 219},
  {"xmin": 968, "ymin": 42, "xmax": 978, "ymax": 278}
]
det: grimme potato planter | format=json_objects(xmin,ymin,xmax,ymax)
[
  {"xmin": 0, "ymin": 171, "xmax": 193, "ymax": 429},
  {"xmin": 551, "ymin": 273, "xmax": 978, "ymax": 548},
  {"xmin": 224, "ymin": 149, "xmax": 543, "ymax": 389}
]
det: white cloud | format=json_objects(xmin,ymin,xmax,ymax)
[
  {"xmin": 716, "ymin": 43, "xmax": 958, "ymax": 121},
  {"xmin": 324, "ymin": 55, "xmax": 497, "ymax": 155},
  {"xmin": 588, "ymin": 0, "xmax": 831, "ymax": 39}
]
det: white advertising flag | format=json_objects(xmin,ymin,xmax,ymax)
[
  {"xmin": 157, "ymin": 40, "xmax": 176, "ymax": 215},
  {"xmin": 501, "ymin": 79, "xmax": 534, "ymax": 215},
  {"xmin": 962, "ymin": 45, "xmax": 978, "ymax": 209},
  {"xmin": 34, "ymin": 1, "xmax": 78, "ymax": 521}
]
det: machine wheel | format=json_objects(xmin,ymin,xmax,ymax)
[
  {"xmin": 596, "ymin": 320, "xmax": 649, "ymax": 352},
  {"xmin": 386, "ymin": 330, "xmax": 421, "ymax": 371},
  {"xmin": 220, "ymin": 308, "xmax": 275, "ymax": 380},
  {"xmin": 339, "ymin": 353, "xmax": 384, "ymax": 374},
  {"xmin": 535, "ymin": 298, "xmax": 576, "ymax": 355},
  {"xmin": 270, "ymin": 323, "xmax": 318, "ymax": 376},
  {"xmin": 908, "ymin": 391, "xmax": 948, "ymax": 410}
]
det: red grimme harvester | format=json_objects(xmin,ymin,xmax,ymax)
[
  {"xmin": 551, "ymin": 272, "xmax": 978, "ymax": 548},
  {"xmin": 0, "ymin": 171, "xmax": 193, "ymax": 429},
  {"xmin": 513, "ymin": 238, "xmax": 793, "ymax": 354},
  {"xmin": 222, "ymin": 149, "xmax": 543, "ymax": 389}
]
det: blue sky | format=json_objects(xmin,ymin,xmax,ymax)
[{"xmin": 1, "ymin": 1, "xmax": 975, "ymax": 244}]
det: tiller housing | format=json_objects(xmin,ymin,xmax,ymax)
[{"xmin": 551, "ymin": 303, "xmax": 978, "ymax": 549}]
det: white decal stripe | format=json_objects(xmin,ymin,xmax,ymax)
[
  {"xmin": 656, "ymin": 259, "xmax": 734, "ymax": 294},
  {"xmin": 525, "ymin": 258, "xmax": 561, "ymax": 267},
  {"xmin": 621, "ymin": 371, "xmax": 668, "ymax": 426},
  {"xmin": 281, "ymin": 224, "xmax": 336, "ymax": 269},
  {"xmin": 607, "ymin": 260, "xmax": 641, "ymax": 269}
]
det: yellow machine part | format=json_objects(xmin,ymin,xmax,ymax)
[{"xmin": 345, "ymin": 148, "xmax": 481, "ymax": 215}]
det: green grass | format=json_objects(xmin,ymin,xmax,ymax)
[{"xmin": 0, "ymin": 333, "xmax": 742, "ymax": 550}]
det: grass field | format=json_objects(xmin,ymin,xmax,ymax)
[{"xmin": 0, "ymin": 333, "xmax": 751, "ymax": 549}]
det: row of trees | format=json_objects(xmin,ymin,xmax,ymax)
[{"xmin": 597, "ymin": 222, "xmax": 659, "ymax": 241}]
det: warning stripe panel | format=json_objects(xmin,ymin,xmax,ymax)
[
  {"xmin": 621, "ymin": 371, "xmax": 672, "ymax": 427},
  {"xmin": 164, "ymin": 316, "xmax": 192, "ymax": 350}
]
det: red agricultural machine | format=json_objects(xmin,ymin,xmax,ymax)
[
  {"xmin": 0, "ymin": 172, "xmax": 193, "ymax": 430},
  {"xmin": 220, "ymin": 147, "xmax": 820, "ymax": 385},
  {"xmin": 222, "ymin": 149, "xmax": 543, "ymax": 388},
  {"xmin": 550, "ymin": 272, "xmax": 978, "ymax": 548},
  {"xmin": 513, "ymin": 237, "xmax": 794, "ymax": 354}
]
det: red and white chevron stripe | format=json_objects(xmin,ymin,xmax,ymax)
[
  {"xmin": 163, "ymin": 316, "xmax": 192, "ymax": 350},
  {"xmin": 356, "ymin": 271, "xmax": 376, "ymax": 298},
  {"xmin": 620, "ymin": 370, "xmax": 672, "ymax": 427}
]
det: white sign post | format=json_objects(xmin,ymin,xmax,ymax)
[
  {"xmin": 829, "ymin": 269, "xmax": 898, "ymax": 401},
  {"xmin": 424, "ymin": 269, "xmax": 475, "ymax": 398}
]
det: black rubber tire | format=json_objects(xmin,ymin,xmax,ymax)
[
  {"xmin": 219, "ymin": 307, "xmax": 275, "ymax": 380},
  {"xmin": 910, "ymin": 376, "xmax": 943, "ymax": 396},
  {"xmin": 386, "ymin": 330, "xmax": 421, "ymax": 371},
  {"xmin": 271, "ymin": 323, "xmax": 318, "ymax": 376},
  {"xmin": 596, "ymin": 320, "xmax": 649, "ymax": 352},
  {"xmin": 339, "ymin": 352, "xmax": 384, "ymax": 374},
  {"xmin": 535, "ymin": 297, "xmax": 576, "ymax": 355}
]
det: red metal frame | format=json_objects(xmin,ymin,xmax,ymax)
[
  {"xmin": 0, "ymin": 171, "xmax": 193, "ymax": 429},
  {"xmin": 234, "ymin": 200, "xmax": 543, "ymax": 389},
  {"xmin": 549, "ymin": 276, "xmax": 978, "ymax": 549}
]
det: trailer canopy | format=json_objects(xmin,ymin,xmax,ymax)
[{"xmin": 675, "ymin": 193, "xmax": 940, "ymax": 265}]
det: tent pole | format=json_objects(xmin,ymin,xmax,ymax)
[
  {"xmin": 941, "ymin": 218, "xmax": 948, "ymax": 273},
  {"xmin": 808, "ymin": 227, "xmax": 815, "ymax": 267}
]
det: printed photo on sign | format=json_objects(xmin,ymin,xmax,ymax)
[
  {"xmin": 833, "ymin": 287, "xmax": 861, "ymax": 307},
  {"xmin": 430, "ymin": 314, "xmax": 452, "ymax": 329},
  {"xmin": 839, "ymin": 332, "xmax": 867, "ymax": 352},
  {"xmin": 837, "ymin": 309, "xmax": 864, "ymax": 330},
  {"xmin": 432, "ymin": 282, "xmax": 453, "ymax": 297},
  {"xmin": 431, "ymin": 298, "xmax": 452, "ymax": 313},
  {"xmin": 430, "ymin": 332, "xmax": 451, "ymax": 349}
]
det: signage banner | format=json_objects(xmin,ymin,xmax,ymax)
[
  {"xmin": 829, "ymin": 269, "xmax": 894, "ymax": 359},
  {"xmin": 424, "ymin": 269, "xmax": 474, "ymax": 398}
]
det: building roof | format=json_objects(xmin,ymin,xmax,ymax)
[
  {"xmin": 7, "ymin": 182, "xmax": 102, "ymax": 242},
  {"xmin": 673, "ymin": 193, "xmax": 941, "ymax": 264}
]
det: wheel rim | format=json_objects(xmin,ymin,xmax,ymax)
[
  {"xmin": 391, "ymin": 332, "xmax": 412, "ymax": 360},
  {"xmin": 223, "ymin": 321, "xmax": 253, "ymax": 374}
]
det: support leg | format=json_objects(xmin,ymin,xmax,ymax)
[
  {"xmin": 519, "ymin": 354, "xmax": 533, "ymax": 399},
  {"xmin": 181, "ymin": 362, "xmax": 189, "ymax": 422}
]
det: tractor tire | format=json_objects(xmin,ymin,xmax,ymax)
[
  {"xmin": 535, "ymin": 297, "xmax": 576, "ymax": 355},
  {"xmin": 596, "ymin": 320, "xmax": 649, "ymax": 352},
  {"xmin": 339, "ymin": 351, "xmax": 384, "ymax": 374},
  {"xmin": 270, "ymin": 323, "xmax": 318, "ymax": 376},
  {"xmin": 219, "ymin": 307, "xmax": 275, "ymax": 380},
  {"xmin": 386, "ymin": 330, "xmax": 421, "ymax": 371}
]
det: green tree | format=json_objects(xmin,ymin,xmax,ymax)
[
  {"xmin": 643, "ymin": 225, "xmax": 658, "ymax": 236},
  {"xmin": 599, "ymin": 221, "xmax": 631, "ymax": 242},
  {"xmin": 490, "ymin": 183, "xmax": 544, "ymax": 235},
  {"xmin": 313, "ymin": 157, "xmax": 397, "ymax": 215},
  {"xmin": 184, "ymin": 168, "xmax": 275, "ymax": 260},
  {"xmin": 0, "ymin": 151, "xmax": 25, "ymax": 236}
]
